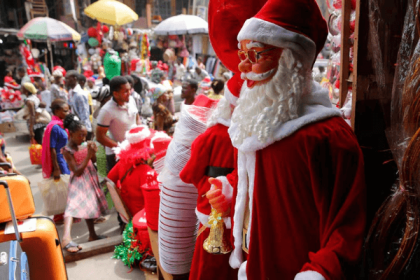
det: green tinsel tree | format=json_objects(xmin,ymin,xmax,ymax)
[{"xmin": 112, "ymin": 221, "xmax": 143, "ymax": 267}]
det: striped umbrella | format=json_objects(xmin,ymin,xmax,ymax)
[{"xmin": 17, "ymin": 17, "xmax": 81, "ymax": 42}]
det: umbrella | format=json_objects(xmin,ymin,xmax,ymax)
[
  {"xmin": 154, "ymin": 15, "xmax": 208, "ymax": 35},
  {"xmin": 84, "ymin": 0, "xmax": 139, "ymax": 26},
  {"xmin": 17, "ymin": 17, "xmax": 81, "ymax": 72},
  {"xmin": 17, "ymin": 17, "xmax": 81, "ymax": 41}
]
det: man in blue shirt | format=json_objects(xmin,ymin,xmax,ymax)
[{"xmin": 65, "ymin": 70, "xmax": 93, "ymax": 140}]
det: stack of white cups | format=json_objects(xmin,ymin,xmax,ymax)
[{"xmin": 157, "ymin": 104, "xmax": 212, "ymax": 275}]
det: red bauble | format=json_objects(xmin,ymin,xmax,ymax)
[
  {"xmin": 102, "ymin": 25, "xmax": 109, "ymax": 33},
  {"xmin": 87, "ymin": 27, "xmax": 97, "ymax": 38}
]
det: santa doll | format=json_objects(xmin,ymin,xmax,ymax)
[
  {"xmin": 207, "ymin": 0, "xmax": 367, "ymax": 279},
  {"xmin": 180, "ymin": 81, "xmax": 243, "ymax": 280},
  {"xmin": 107, "ymin": 125, "xmax": 156, "ymax": 217}
]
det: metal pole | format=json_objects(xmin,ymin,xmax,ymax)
[
  {"xmin": 48, "ymin": 40, "xmax": 54, "ymax": 72},
  {"xmin": 192, "ymin": 0, "xmax": 196, "ymax": 15}
]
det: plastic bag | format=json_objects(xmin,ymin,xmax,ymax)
[
  {"xmin": 37, "ymin": 175, "xmax": 69, "ymax": 216},
  {"xmin": 29, "ymin": 143, "xmax": 42, "ymax": 165}
]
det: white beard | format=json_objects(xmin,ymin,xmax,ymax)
[{"xmin": 231, "ymin": 49, "xmax": 311, "ymax": 146}]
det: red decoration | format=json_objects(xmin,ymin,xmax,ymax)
[
  {"xmin": 83, "ymin": 70, "xmax": 94, "ymax": 78},
  {"xmin": 102, "ymin": 25, "xmax": 109, "ymax": 33},
  {"xmin": 87, "ymin": 27, "xmax": 97, "ymax": 38}
]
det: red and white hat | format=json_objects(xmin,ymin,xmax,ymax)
[
  {"xmin": 208, "ymin": 0, "xmax": 267, "ymax": 72},
  {"xmin": 224, "ymin": 74, "xmax": 245, "ymax": 106},
  {"xmin": 125, "ymin": 125, "xmax": 151, "ymax": 145},
  {"xmin": 237, "ymin": 0, "xmax": 328, "ymax": 67}
]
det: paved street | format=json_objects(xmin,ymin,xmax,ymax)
[{"xmin": 5, "ymin": 131, "xmax": 149, "ymax": 279}]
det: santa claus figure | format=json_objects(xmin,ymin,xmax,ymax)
[{"xmin": 207, "ymin": 0, "xmax": 366, "ymax": 279}]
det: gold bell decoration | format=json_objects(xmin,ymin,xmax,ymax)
[{"xmin": 203, "ymin": 209, "xmax": 232, "ymax": 254}]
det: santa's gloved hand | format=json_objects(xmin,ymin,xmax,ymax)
[{"xmin": 206, "ymin": 178, "xmax": 230, "ymax": 217}]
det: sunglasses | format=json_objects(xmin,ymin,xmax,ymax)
[{"xmin": 238, "ymin": 47, "xmax": 277, "ymax": 64}]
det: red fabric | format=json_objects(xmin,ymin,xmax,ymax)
[
  {"xmin": 141, "ymin": 171, "xmax": 161, "ymax": 231},
  {"xmin": 190, "ymin": 225, "xmax": 238, "ymax": 280},
  {"xmin": 107, "ymin": 161, "xmax": 153, "ymax": 216},
  {"xmin": 236, "ymin": 117, "xmax": 366, "ymax": 279},
  {"xmin": 254, "ymin": 0, "xmax": 328, "ymax": 59},
  {"xmin": 226, "ymin": 75, "xmax": 245, "ymax": 99},
  {"xmin": 180, "ymin": 124, "xmax": 235, "ymax": 216},
  {"xmin": 208, "ymin": 0, "xmax": 267, "ymax": 72},
  {"xmin": 192, "ymin": 94, "xmax": 219, "ymax": 109},
  {"xmin": 180, "ymin": 124, "xmax": 236, "ymax": 280}
]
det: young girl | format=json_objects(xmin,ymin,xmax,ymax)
[{"xmin": 61, "ymin": 113, "xmax": 108, "ymax": 253}]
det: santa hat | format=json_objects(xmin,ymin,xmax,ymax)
[
  {"xmin": 150, "ymin": 132, "xmax": 172, "ymax": 160},
  {"xmin": 125, "ymin": 125, "xmax": 151, "ymax": 145},
  {"xmin": 224, "ymin": 74, "xmax": 245, "ymax": 106},
  {"xmin": 27, "ymin": 68, "xmax": 44, "ymax": 78},
  {"xmin": 237, "ymin": 0, "xmax": 328, "ymax": 67},
  {"xmin": 3, "ymin": 77, "xmax": 21, "ymax": 90},
  {"xmin": 192, "ymin": 94, "xmax": 218, "ymax": 108},
  {"xmin": 208, "ymin": 0, "xmax": 267, "ymax": 72}
]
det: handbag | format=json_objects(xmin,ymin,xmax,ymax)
[
  {"xmin": 19, "ymin": 106, "xmax": 51, "ymax": 124},
  {"xmin": 28, "ymin": 140, "xmax": 42, "ymax": 165},
  {"xmin": 37, "ymin": 175, "xmax": 69, "ymax": 216}
]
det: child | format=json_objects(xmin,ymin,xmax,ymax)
[{"xmin": 61, "ymin": 113, "xmax": 108, "ymax": 253}]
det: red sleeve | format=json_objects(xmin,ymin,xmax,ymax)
[
  {"xmin": 300, "ymin": 124, "xmax": 366, "ymax": 279},
  {"xmin": 107, "ymin": 161, "xmax": 120, "ymax": 184},
  {"xmin": 180, "ymin": 130, "xmax": 212, "ymax": 185}
]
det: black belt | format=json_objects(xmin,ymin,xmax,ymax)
[{"xmin": 205, "ymin": 166, "xmax": 234, "ymax": 178}]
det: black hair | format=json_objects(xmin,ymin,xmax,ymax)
[
  {"xmin": 55, "ymin": 59, "xmax": 63, "ymax": 66},
  {"xmin": 131, "ymin": 75, "xmax": 143, "ymax": 94},
  {"xmin": 66, "ymin": 70, "xmax": 78, "ymax": 78},
  {"xmin": 50, "ymin": 99, "xmax": 68, "ymax": 115},
  {"xmin": 17, "ymin": 67, "xmax": 25, "ymax": 73},
  {"xmin": 63, "ymin": 113, "xmax": 85, "ymax": 133},
  {"xmin": 211, "ymin": 79, "xmax": 224, "ymax": 94},
  {"xmin": 77, "ymin": 74, "xmax": 86, "ymax": 82},
  {"xmin": 102, "ymin": 77, "xmax": 110, "ymax": 85},
  {"xmin": 110, "ymin": 76, "xmax": 128, "ymax": 96},
  {"xmin": 124, "ymin": 75, "xmax": 134, "ymax": 86},
  {"xmin": 186, "ymin": 79, "xmax": 198, "ymax": 91},
  {"xmin": 5, "ymin": 69, "xmax": 11, "ymax": 75}
]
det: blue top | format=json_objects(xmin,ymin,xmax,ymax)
[{"xmin": 50, "ymin": 125, "xmax": 70, "ymax": 175}]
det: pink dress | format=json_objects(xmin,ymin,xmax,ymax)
[{"xmin": 63, "ymin": 145, "xmax": 108, "ymax": 219}]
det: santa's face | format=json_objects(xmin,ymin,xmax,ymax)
[{"xmin": 238, "ymin": 40, "xmax": 283, "ymax": 88}]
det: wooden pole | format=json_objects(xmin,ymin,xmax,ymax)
[
  {"xmin": 338, "ymin": 0, "xmax": 351, "ymax": 108},
  {"xmin": 146, "ymin": 4, "xmax": 152, "ymax": 28},
  {"xmin": 171, "ymin": 0, "xmax": 176, "ymax": 16},
  {"xmin": 350, "ymin": 0, "xmax": 361, "ymax": 130}
]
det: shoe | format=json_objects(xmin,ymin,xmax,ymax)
[{"xmin": 140, "ymin": 256, "xmax": 157, "ymax": 273}]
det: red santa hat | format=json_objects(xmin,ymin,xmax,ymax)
[
  {"xmin": 125, "ymin": 125, "xmax": 151, "ymax": 145},
  {"xmin": 150, "ymin": 132, "xmax": 172, "ymax": 161},
  {"xmin": 27, "ymin": 68, "xmax": 44, "ymax": 78},
  {"xmin": 237, "ymin": 0, "xmax": 328, "ymax": 67},
  {"xmin": 224, "ymin": 74, "xmax": 245, "ymax": 106},
  {"xmin": 208, "ymin": 0, "xmax": 267, "ymax": 72}
]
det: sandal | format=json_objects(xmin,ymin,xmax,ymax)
[{"xmin": 63, "ymin": 241, "xmax": 82, "ymax": 253}]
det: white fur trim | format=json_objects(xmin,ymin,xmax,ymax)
[
  {"xmin": 125, "ymin": 125, "xmax": 150, "ymax": 144},
  {"xmin": 112, "ymin": 140, "xmax": 131, "ymax": 160},
  {"xmin": 229, "ymin": 81, "xmax": 341, "ymax": 153},
  {"xmin": 238, "ymin": 17, "xmax": 316, "ymax": 69},
  {"xmin": 196, "ymin": 208, "xmax": 231, "ymax": 229},
  {"xmin": 294, "ymin": 271, "xmax": 326, "ymax": 280},
  {"xmin": 196, "ymin": 208, "xmax": 210, "ymax": 227},
  {"xmin": 224, "ymin": 84, "xmax": 238, "ymax": 106},
  {"xmin": 238, "ymin": 261, "xmax": 247, "ymax": 280},
  {"xmin": 207, "ymin": 97, "xmax": 232, "ymax": 128}
]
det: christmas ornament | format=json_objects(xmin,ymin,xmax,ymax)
[
  {"xmin": 88, "ymin": 37, "xmax": 99, "ymax": 47},
  {"xmin": 87, "ymin": 27, "xmax": 97, "ymax": 38},
  {"xmin": 202, "ymin": 209, "xmax": 232, "ymax": 254}
]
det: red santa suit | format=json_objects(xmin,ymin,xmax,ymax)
[
  {"xmin": 180, "ymin": 97, "xmax": 237, "ymax": 280},
  {"xmin": 107, "ymin": 125, "xmax": 155, "ymax": 216},
  {"xmin": 215, "ymin": 1, "xmax": 366, "ymax": 279}
]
